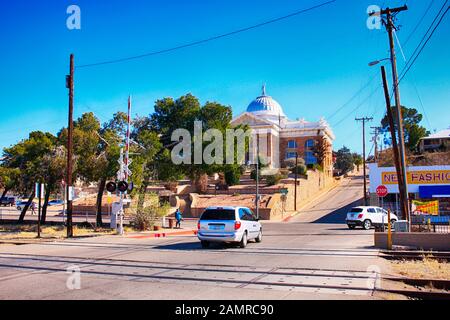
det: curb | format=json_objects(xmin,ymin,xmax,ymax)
[{"xmin": 127, "ymin": 229, "xmax": 198, "ymax": 239}]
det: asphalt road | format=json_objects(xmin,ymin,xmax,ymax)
[{"xmin": 0, "ymin": 176, "xmax": 401, "ymax": 300}]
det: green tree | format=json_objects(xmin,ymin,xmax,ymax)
[
  {"xmin": 381, "ymin": 106, "xmax": 429, "ymax": 151},
  {"xmin": 352, "ymin": 153, "xmax": 363, "ymax": 171},
  {"xmin": 334, "ymin": 146, "xmax": 354, "ymax": 175},
  {"xmin": 0, "ymin": 167, "xmax": 20, "ymax": 199},
  {"xmin": 150, "ymin": 95, "xmax": 239, "ymax": 193},
  {"xmin": 2, "ymin": 131, "xmax": 57, "ymax": 223},
  {"xmin": 39, "ymin": 146, "xmax": 66, "ymax": 223}
]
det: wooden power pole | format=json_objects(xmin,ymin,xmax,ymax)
[
  {"xmin": 66, "ymin": 54, "xmax": 74, "ymax": 238},
  {"xmin": 370, "ymin": 5, "xmax": 410, "ymax": 222},
  {"xmin": 381, "ymin": 66, "xmax": 409, "ymax": 222},
  {"xmin": 356, "ymin": 117, "xmax": 373, "ymax": 206}
]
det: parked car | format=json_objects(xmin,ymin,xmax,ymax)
[
  {"xmin": 346, "ymin": 206, "xmax": 399, "ymax": 230},
  {"xmin": 0, "ymin": 197, "xmax": 16, "ymax": 207},
  {"xmin": 48, "ymin": 200, "xmax": 65, "ymax": 206},
  {"xmin": 197, "ymin": 206, "xmax": 262, "ymax": 248},
  {"xmin": 16, "ymin": 201, "xmax": 33, "ymax": 211}
]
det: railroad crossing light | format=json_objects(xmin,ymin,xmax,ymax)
[
  {"xmin": 106, "ymin": 182, "xmax": 117, "ymax": 193},
  {"xmin": 117, "ymin": 181, "xmax": 129, "ymax": 193}
]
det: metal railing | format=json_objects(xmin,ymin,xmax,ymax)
[{"xmin": 411, "ymin": 214, "xmax": 450, "ymax": 234}]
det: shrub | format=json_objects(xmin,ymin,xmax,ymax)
[
  {"xmin": 313, "ymin": 164, "xmax": 323, "ymax": 172},
  {"xmin": 283, "ymin": 157, "xmax": 305, "ymax": 169},
  {"xmin": 131, "ymin": 194, "xmax": 170, "ymax": 231},
  {"xmin": 265, "ymin": 173, "xmax": 286, "ymax": 186},
  {"xmin": 291, "ymin": 164, "xmax": 307, "ymax": 175},
  {"xmin": 250, "ymin": 169, "xmax": 257, "ymax": 180},
  {"xmin": 224, "ymin": 167, "xmax": 241, "ymax": 186}
]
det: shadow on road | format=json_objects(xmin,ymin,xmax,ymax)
[
  {"xmin": 154, "ymin": 241, "xmax": 240, "ymax": 251},
  {"xmin": 312, "ymin": 198, "xmax": 363, "ymax": 224}
]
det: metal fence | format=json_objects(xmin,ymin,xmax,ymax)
[{"xmin": 411, "ymin": 214, "xmax": 450, "ymax": 233}]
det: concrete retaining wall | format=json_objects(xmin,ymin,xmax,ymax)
[{"xmin": 374, "ymin": 232, "xmax": 450, "ymax": 251}]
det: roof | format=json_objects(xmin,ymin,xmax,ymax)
[
  {"xmin": 246, "ymin": 85, "xmax": 286, "ymax": 118},
  {"xmin": 421, "ymin": 128, "xmax": 450, "ymax": 140}
]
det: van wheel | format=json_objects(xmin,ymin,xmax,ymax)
[
  {"xmin": 255, "ymin": 230, "xmax": 262, "ymax": 243},
  {"xmin": 201, "ymin": 241, "xmax": 209, "ymax": 248},
  {"xmin": 348, "ymin": 225, "xmax": 356, "ymax": 230},
  {"xmin": 390, "ymin": 220, "xmax": 396, "ymax": 229},
  {"xmin": 363, "ymin": 220, "xmax": 372, "ymax": 230},
  {"xmin": 240, "ymin": 232, "xmax": 248, "ymax": 248}
]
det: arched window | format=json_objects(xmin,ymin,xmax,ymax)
[
  {"xmin": 287, "ymin": 140, "xmax": 297, "ymax": 149},
  {"xmin": 286, "ymin": 152, "xmax": 297, "ymax": 159},
  {"xmin": 305, "ymin": 139, "xmax": 315, "ymax": 149},
  {"xmin": 305, "ymin": 151, "xmax": 317, "ymax": 165}
]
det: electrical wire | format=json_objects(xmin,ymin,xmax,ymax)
[
  {"xmin": 76, "ymin": 0, "xmax": 337, "ymax": 69},
  {"xmin": 402, "ymin": 0, "xmax": 435, "ymax": 46},
  {"xmin": 331, "ymin": 87, "xmax": 381, "ymax": 128},
  {"xmin": 398, "ymin": 4, "xmax": 449, "ymax": 83},
  {"xmin": 327, "ymin": 73, "xmax": 378, "ymax": 121},
  {"xmin": 393, "ymin": 30, "xmax": 432, "ymax": 129}
]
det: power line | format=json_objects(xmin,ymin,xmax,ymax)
[
  {"xmin": 393, "ymin": 30, "xmax": 432, "ymax": 129},
  {"xmin": 399, "ymin": 5, "xmax": 449, "ymax": 83},
  {"xmin": 77, "ymin": 0, "xmax": 337, "ymax": 69},
  {"xmin": 403, "ymin": 0, "xmax": 435, "ymax": 46},
  {"xmin": 327, "ymin": 73, "xmax": 378, "ymax": 121},
  {"xmin": 399, "ymin": 0, "xmax": 447, "ymax": 73},
  {"xmin": 332, "ymin": 87, "xmax": 380, "ymax": 128}
]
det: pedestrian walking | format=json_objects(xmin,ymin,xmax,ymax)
[
  {"xmin": 31, "ymin": 202, "xmax": 37, "ymax": 215},
  {"xmin": 175, "ymin": 209, "xmax": 183, "ymax": 229}
]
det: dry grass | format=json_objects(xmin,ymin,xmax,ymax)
[
  {"xmin": 0, "ymin": 224, "xmax": 115, "ymax": 240},
  {"xmin": 392, "ymin": 255, "xmax": 450, "ymax": 280}
]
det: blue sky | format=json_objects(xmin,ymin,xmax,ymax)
[{"xmin": 0, "ymin": 0, "xmax": 449, "ymax": 154}]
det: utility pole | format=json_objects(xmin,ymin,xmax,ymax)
[
  {"xmin": 371, "ymin": 127, "xmax": 382, "ymax": 161},
  {"xmin": 66, "ymin": 54, "xmax": 74, "ymax": 238},
  {"xmin": 370, "ymin": 5, "xmax": 410, "ymax": 223},
  {"xmin": 294, "ymin": 152, "xmax": 298, "ymax": 212},
  {"xmin": 355, "ymin": 117, "xmax": 373, "ymax": 206},
  {"xmin": 381, "ymin": 66, "xmax": 408, "ymax": 222}
]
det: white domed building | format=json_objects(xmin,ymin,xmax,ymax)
[{"xmin": 231, "ymin": 85, "xmax": 335, "ymax": 177}]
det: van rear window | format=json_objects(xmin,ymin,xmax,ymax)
[
  {"xmin": 350, "ymin": 208, "xmax": 363, "ymax": 213},
  {"xmin": 200, "ymin": 209, "xmax": 235, "ymax": 220}
]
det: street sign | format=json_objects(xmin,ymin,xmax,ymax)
[{"xmin": 376, "ymin": 185, "xmax": 388, "ymax": 198}]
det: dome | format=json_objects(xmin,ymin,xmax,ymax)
[{"xmin": 246, "ymin": 85, "xmax": 286, "ymax": 118}]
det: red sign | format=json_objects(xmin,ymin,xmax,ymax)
[{"xmin": 376, "ymin": 185, "xmax": 388, "ymax": 198}]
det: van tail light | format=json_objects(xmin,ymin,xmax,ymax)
[
  {"xmin": 358, "ymin": 214, "xmax": 363, "ymax": 219},
  {"xmin": 197, "ymin": 222, "xmax": 201, "ymax": 230},
  {"xmin": 234, "ymin": 221, "xmax": 242, "ymax": 230}
]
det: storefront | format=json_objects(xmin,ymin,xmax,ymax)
[{"xmin": 368, "ymin": 164, "xmax": 450, "ymax": 217}]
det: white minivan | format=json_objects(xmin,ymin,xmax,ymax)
[
  {"xmin": 346, "ymin": 206, "xmax": 399, "ymax": 230},
  {"xmin": 197, "ymin": 206, "xmax": 262, "ymax": 248}
]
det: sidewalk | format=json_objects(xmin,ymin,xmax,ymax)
[
  {"xmin": 282, "ymin": 177, "xmax": 345, "ymax": 222},
  {"xmin": 126, "ymin": 219, "xmax": 198, "ymax": 239}
]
